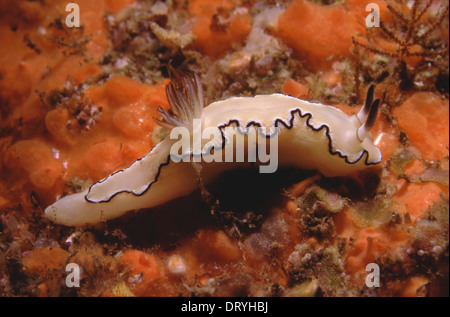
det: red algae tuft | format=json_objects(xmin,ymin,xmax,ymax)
[
  {"xmin": 21, "ymin": 246, "xmax": 70, "ymax": 275},
  {"xmin": 277, "ymin": 0, "xmax": 364, "ymax": 70},
  {"xmin": 190, "ymin": 0, "xmax": 252, "ymax": 58},
  {"xmin": 393, "ymin": 92, "xmax": 449, "ymax": 161},
  {"xmin": 4, "ymin": 139, "xmax": 62, "ymax": 190},
  {"xmin": 121, "ymin": 249, "xmax": 162, "ymax": 296}
]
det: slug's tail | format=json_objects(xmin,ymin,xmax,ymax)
[
  {"xmin": 45, "ymin": 137, "xmax": 199, "ymax": 226},
  {"xmin": 357, "ymin": 85, "xmax": 382, "ymax": 141}
]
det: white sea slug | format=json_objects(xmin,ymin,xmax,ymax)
[{"xmin": 45, "ymin": 70, "xmax": 382, "ymax": 226}]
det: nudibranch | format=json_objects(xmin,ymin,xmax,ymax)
[{"xmin": 45, "ymin": 70, "xmax": 382, "ymax": 226}]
